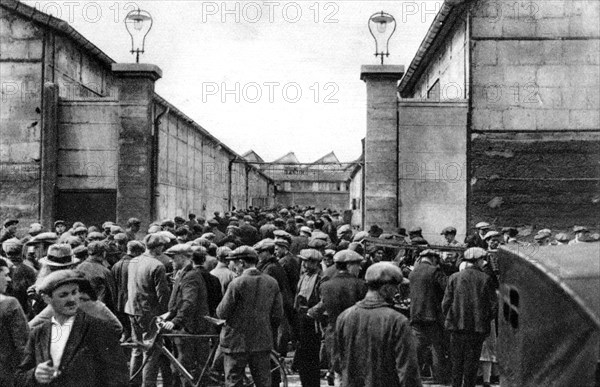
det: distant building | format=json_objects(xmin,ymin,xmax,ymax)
[
  {"xmin": 244, "ymin": 151, "xmax": 360, "ymax": 211},
  {"xmin": 360, "ymin": 0, "xmax": 599, "ymax": 242}
]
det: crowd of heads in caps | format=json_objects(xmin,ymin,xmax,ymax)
[{"xmin": 1, "ymin": 208, "xmax": 596, "ymax": 287}]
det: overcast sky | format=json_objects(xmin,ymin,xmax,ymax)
[{"xmin": 25, "ymin": 0, "xmax": 442, "ymax": 162}]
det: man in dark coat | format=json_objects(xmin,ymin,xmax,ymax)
[
  {"xmin": 255, "ymin": 239, "xmax": 293, "ymax": 357},
  {"xmin": 334, "ymin": 262, "xmax": 421, "ymax": 387},
  {"xmin": 239, "ymin": 215, "xmax": 260, "ymax": 246},
  {"xmin": 163, "ymin": 244, "xmax": 212, "ymax": 384},
  {"xmin": 442, "ymin": 247, "xmax": 497, "ymax": 387},
  {"xmin": 275, "ymin": 238, "xmax": 300, "ymax": 293},
  {"xmin": 409, "ymin": 249, "xmax": 450, "ymax": 384},
  {"xmin": 16, "ymin": 270, "xmax": 128, "ymax": 387},
  {"xmin": 464, "ymin": 222, "xmax": 491, "ymax": 249},
  {"xmin": 190, "ymin": 246, "xmax": 223, "ymax": 317},
  {"xmin": 309, "ymin": 250, "xmax": 367, "ymax": 385},
  {"xmin": 217, "ymin": 246, "xmax": 283, "ymax": 387}
]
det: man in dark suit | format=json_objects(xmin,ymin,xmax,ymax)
[
  {"xmin": 409, "ymin": 249, "xmax": 450, "ymax": 384},
  {"xmin": 464, "ymin": 222, "xmax": 491, "ymax": 249},
  {"xmin": 442, "ymin": 247, "xmax": 497, "ymax": 387},
  {"xmin": 217, "ymin": 246, "xmax": 283, "ymax": 387},
  {"xmin": 16, "ymin": 270, "xmax": 127, "ymax": 387}
]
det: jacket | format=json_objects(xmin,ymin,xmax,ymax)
[
  {"xmin": 167, "ymin": 264, "xmax": 211, "ymax": 333},
  {"xmin": 110, "ymin": 254, "xmax": 134, "ymax": 312},
  {"xmin": 279, "ymin": 253, "xmax": 300, "ymax": 293},
  {"xmin": 0, "ymin": 295, "xmax": 29, "ymax": 387},
  {"xmin": 216, "ymin": 268, "xmax": 283, "ymax": 353},
  {"xmin": 257, "ymin": 257, "xmax": 293, "ymax": 311},
  {"xmin": 442, "ymin": 265, "xmax": 497, "ymax": 334},
  {"xmin": 334, "ymin": 294, "xmax": 422, "ymax": 387},
  {"xmin": 319, "ymin": 271, "xmax": 367, "ymax": 326},
  {"xmin": 197, "ymin": 265, "xmax": 223, "ymax": 316},
  {"xmin": 124, "ymin": 253, "xmax": 170, "ymax": 318},
  {"xmin": 409, "ymin": 260, "xmax": 448, "ymax": 325},
  {"xmin": 16, "ymin": 310, "xmax": 128, "ymax": 387}
]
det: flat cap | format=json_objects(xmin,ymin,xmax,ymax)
[
  {"xmin": 161, "ymin": 219, "xmax": 175, "ymax": 227},
  {"xmin": 174, "ymin": 216, "xmax": 186, "ymax": 223},
  {"xmin": 207, "ymin": 219, "xmax": 219, "ymax": 226},
  {"xmin": 409, "ymin": 226, "xmax": 422, "ymax": 234},
  {"xmin": 54, "ymin": 220, "xmax": 66, "ymax": 227},
  {"xmin": 216, "ymin": 246, "xmax": 232, "ymax": 259},
  {"xmin": 72, "ymin": 245, "xmax": 88, "ymax": 257},
  {"xmin": 87, "ymin": 241, "xmax": 105, "ymax": 255},
  {"xmin": 3, "ymin": 219, "xmax": 18, "ymax": 227},
  {"xmin": 573, "ymin": 226, "xmax": 588, "ymax": 233},
  {"xmin": 534, "ymin": 232, "xmax": 551, "ymax": 240},
  {"xmin": 410, "ymin": 237, "xmax": 428, "ymax": 245},
  {"xmin": 127, "ymin": 217, "xmax": 141, "ymax": 225},
  {"xmin": 110, "ymin": 225, "xmax": 124, "ymax": 234},
  {"xmin": 324, "ymin": 249, "xmax": 336, "ymax": 257},
  {"xmin": 228, "ymin": 246, "xmax": 258, "ymax": 261},
  {"xmin": 243, "ymin": 215, "xmax": 253, "ymax": 221},
  {"xmin": 145, "ymin": 233, "xmax": 169, "ymax": 248},
  {"xmin": 73, "ymin": 226, "xmax": 87, "ymax": 235},
  {"xmin": 2, "ymin": 238, "xmax": 23, "ymax": 255},
  {"xmin": 419, "ymin": 249, "xmax": 440, "ymax": 258},
  {"xmin": 483, "ymin": 231, "xmax": 501, "ymax": 241},
  {"xmin": 274, "ymin": 239, "xmax": 290, "ymax": 248},
  {"xmin": 114, "ymin": 233, "xmax": 128, "ymax": 242},
  {"xmin": 273, "ymin": 229, "xmax": 292, "ymax": 241},
  {"xmin": 87, "ymin": 231, "xmax": 106, "ymax": 241},
  {"xmin": 475, "ymin": 222, "xmax": 491, "ymax": 229},
  {"xmin": 308, "ymin": 238, "xmax": 327, "ymax": 249},
  {"xmin": 463, "ymin": 247, "xmax": 487, "ymax": 261},
  {"xmin": 201, "ymin": 233, "xmax": 216, "ymax": 241},
  {"xmin": 300, "ymin": 226, "xmax": 312, "ymax": 235},
  {"xmin": 441, "ymin": 226, "xmax": 457, "ymax": 235},
  {"xmin": 165, "ymin": 244, "xmax": 192, "ymax": 256},
  {"xmin": 555, "ymin": 233, "xmax": 570, "ymax": 242},
  {"xmin": 148, "ymin": 225, "xmax": 162, "ymax": 234},
  {"xmin": 352, "ymin": 231, "xmax": 369, "ymax": 243},
  {"xmin": 28, "ymin": 223, "xmax": 44, "ymax": 234},
  {"xmin": 253, "ymin": 238, "xmax": 275, "ymax": 251},
  {"xmin": 333, "ymin": 250, "xmax": 363, "ymax": 263},
  {"xmin": 365, "ymin": 262, "xmax": 404, "ymax": 285},
  {"xmin": 337, "ymin": 224, "xmax": 352, "ymax": 235},
  {"xmin": 36, "ymin": 270, "xmax": 85, "ymax": 295},
  {"xmin": 299, "ymin": 249, "xmax": 322, "ymax": 261},
  {"xmin": 157, "ymin": 231, "xmax": 177, "ymax": 240},
  {"xmin": 102, "ymin": 221, "xmax": 114, "ymax": 229}
]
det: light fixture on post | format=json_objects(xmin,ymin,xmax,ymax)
[
  {"xmin": 368, "ymin": 11, "xmax": 396, "ymax": 65},
  {"xmin": 124, "ymin": 8, "xmax": 153, "ymax": 63}
]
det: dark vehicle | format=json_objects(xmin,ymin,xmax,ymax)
[{"xmin": 496, "ymin": 243, "xmax": 600, "ymax": 387}]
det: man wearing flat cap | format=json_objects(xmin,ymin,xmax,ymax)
[
  {"xmin": 442, "ymin": 248, "xmax": 497, "ymax": 387},
  {"xmin": 75, "ymin": 241, "xmax": 116, "ymax": 312},
  {"xmin": 569, "ymin": 226, "xmax": 590, "ymax": 245},
  {"xmin": 1, "ymin": 219, "xmax": 19, "ymax": 255},
  {"xmin": 409, "ymin": 250, "xmax": 450, "ymax": 384},
  {"xmin": 125, "ymin": 233, "xmax": 171, "ymax": 386},
  {"xmin": 334, "ymin": 262, "xmax": 421, "ymax": 387},
  {"xmin": 2, "ymin": 238, "xmax": 37, "ymax": 316},
  {"xmin": 465, "ymin": 222, "xmax": 491, "ymax": 249},
  {"xmin": 293, "ymin": 249, "xmax": 325, "ymax": 387},
  {"xmin": 310, "ymin": 250, "xmax": 366, "ymax": 385},
  {"xmin": 275, "ymin": 238, "xmax": 300, "ymax": 293},
  {"xmin": 16, "ymin": 270, "xmax": 128, "ymax": 387},
  {"xmin": 53, "ymin": 220, "xmax": 67, "ymax": 237},
  {"xmin": 216, "ymin": 246, "xmax": 284, "ymax": 387},
  {"xmin": 125, "ymin": 218, "xmax": 141, "ymax": 241}
]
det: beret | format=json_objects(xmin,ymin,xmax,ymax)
[
  {"xmin": 352, "ymin": 231, "xmax": 368, "ymax": 242},
  {"xmin": 333, "ymin": 250, "xmax": 363, "ymax": 263},
  {"xmin": 228, "ymin": 246, "xmax": 258, "ymax": 261},
  {"xmin": 274, "ymin": 239, "xmax": 290, "ymax": 248},
  {"xmin": 463, "ymin": 247, "xmax": 487, "ymax": 261},
  {"xmin": 299, "ymin": 249, "xmax": 322, "ymax": 261},
  {"xmin": 441, "ymin": 226, "xmax": 457, "ymax": 235},
  {"xmin": 37, "ymin": 270, "xmax": 86, "ymax": 295},
  {"xmin": 365, "ymin": 262, "xmax": 404, "ymax": 285},
  {"xmin": 165, "ymin": 244, "xmax": 192, "ymax": 256},
  {"xmin": 253, "ymin": 238, "xmax": 275, "ymax": 251},
  {"xmin": 483, "ymin": 231, "xmax": 501, "ymax": 241},
  {"xmin": 2, "ymin": 238, "xmax": 23, "ymax": 255},
  {"xmin": 308, "ymin": 238, "xmax": 327, "ymax": 249},
  {"xmin": 475, "ymin": 222, "xmax": 491, "ymax": 229}
]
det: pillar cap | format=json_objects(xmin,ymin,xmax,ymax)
[
  {"xmin": 111, "ymin": 63, "xmax": 162, "ymax": 81},
  {"xmin": 360, "ymin": 65, "xmax": 405, "ymax": 82}
]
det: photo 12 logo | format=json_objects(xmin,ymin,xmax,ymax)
[
  {"xmin": 31, "ymin": 1, "xmax": 140, "ymax": 24},
  {"xmin": 201, "ymin": 81, "xmax": 339, "ymax": 103},
  {"xmin": 200, "ymin": 1, "xmax": 339, "ymax": 23}
]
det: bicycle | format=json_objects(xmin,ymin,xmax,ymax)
[{"xmin": 121, "ymin": 316, "xmax": 289, "ymax": 387}]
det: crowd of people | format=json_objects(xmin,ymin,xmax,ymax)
[{"xmin": 0, "ymin": 207, "xmax": 597, "ymax": 387}]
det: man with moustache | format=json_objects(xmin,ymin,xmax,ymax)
[{"xmin": 16, "ymin": 270, "xmax": 127, "ymax": 386}]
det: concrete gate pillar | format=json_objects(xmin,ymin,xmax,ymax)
[
  {"xmin": 361, "ymin": 65, "xmax": 404, "ymax": 232},
  {"xmin": 111, "ymin": 63, "xmax": 162, "ymax": 230}
]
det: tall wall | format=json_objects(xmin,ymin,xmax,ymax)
[
  {"xmin": 397, "ymin": 101, "xmax": 468, "ymax": 243},
  {"xmin": 412, "ymin": 17, "xmax": 469, "ymax": 100},
  {"xmin": 0, "ymin": 11, "xmax": 44, "ymax": 230},
  {"xmin": 469, "ymin": 0, "xmax": 600, "ymax": 231},
  {"xmin": 275, "ymin": 191, "xmax": 349, "ymax": 210}
]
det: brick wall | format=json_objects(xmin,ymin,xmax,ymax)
[
  {"xmin": 469, "ymin": 0, "xmax": 600, "ymax": 232},
  {"xmin": 0, "ymin": 11, "xmax": 44, "ymax": 231}
]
